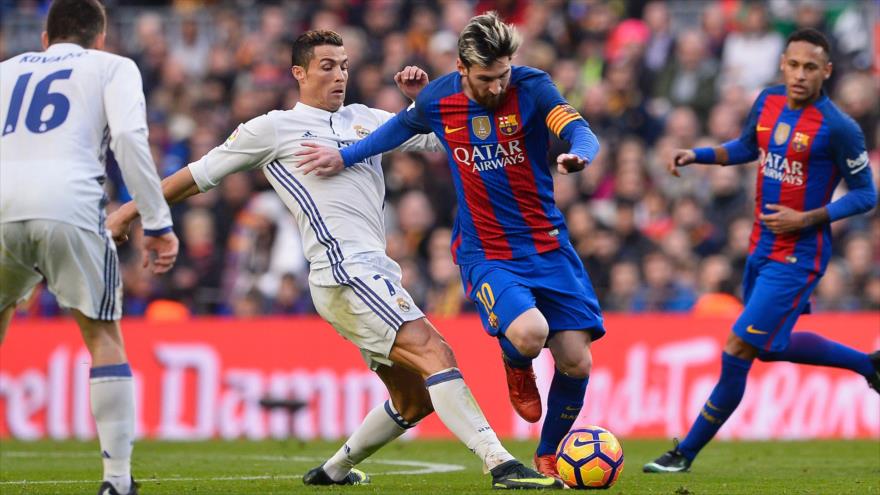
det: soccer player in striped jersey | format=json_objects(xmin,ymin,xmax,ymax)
[
  {"xmin": 297, "ymin": 12, "xmax": 604, "ymax": 479},
  {"xmin": 0, "ymin": 1, "xmax": 179, "ymax": 494},
  {"xmin": 644, "ymin": 28, "xmax": 878, "ymax": 474},
  {"xmin": 109, "ymin": 30, "xmax": 561, "ymax": 490}
]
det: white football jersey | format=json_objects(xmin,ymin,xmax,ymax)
[
  {"xmin": 0, "ymin": 43, "xmax": 171, "ymax": 234},
  {"xmin": 189, "ymin": 101, "xmax": 441, "ymax": 273}
]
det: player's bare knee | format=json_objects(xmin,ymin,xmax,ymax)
[
  {"xmin": 724, "ymin": 332, "xmax": 758, "ymax": 360},
  {"xmin": 556, "ymin": 353, "xmax": 592, "ymax": 378}
]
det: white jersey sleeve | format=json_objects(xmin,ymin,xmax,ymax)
[
  {"xmin": 188, "ymin": 114, "xmax": 279, "ymax": 191},
  {"xmin": 104, "ymin": 58, "xmax": 172, "ymax": 233},
  {"xmin": 371, "ymin": 107, "xmax": 443, "ymax": 152}
]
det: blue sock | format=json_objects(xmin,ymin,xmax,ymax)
[
  {"xmin": 759, "ymin": 332, "xmax": 874, "ymax": 376},
  {"xmin": 535, "ymin": 370, "xmax": 588, "ymax": 456},
  {"xmin": 678, "ymin": 352, "xmax": 752, "ymax": 461},
  {"xmin": 499, "ymin": 335, "xmax": 532, "ymax": 368}
]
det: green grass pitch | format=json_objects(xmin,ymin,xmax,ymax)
[{"xmin": 1, "ymin": 439, "xmax": 878, "ymax": 494}]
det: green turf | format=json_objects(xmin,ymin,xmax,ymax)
[{"xmin": 1, "ymin": 439, "xmax": 878, "ymax": 494}]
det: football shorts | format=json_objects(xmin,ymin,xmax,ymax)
[
  {"xmin": 460, "ymin": 243, "xmax": 605, "ymax": 341},
  {"xmin": 0, "ymin": 220, "xmax": 122, "ymax": 320},
  {"xmin": 733, "ymin": 255, "xmax": 821, "ymax": 352},
  {"xmin": 309, "ymin": 252, "xmax": 423, "ymax": 370}
]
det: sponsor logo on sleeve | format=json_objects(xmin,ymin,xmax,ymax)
[{"xmin": 846, "ymin": 151, "xmax": 869, "ymax": 175}]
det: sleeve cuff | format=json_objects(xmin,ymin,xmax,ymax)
[{"xmin": 143, "ymin": 226, "xmax": 173, "ymax": 237}]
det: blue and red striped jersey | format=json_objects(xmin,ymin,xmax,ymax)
[
  {"xmin": 397, "ymin": 66, "xmax": 593, "ymax": 264},
  {"xmin": 726, "ymin": 85, "xmax": 874, "ymax": 273}
]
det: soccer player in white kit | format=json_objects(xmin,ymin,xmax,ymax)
[
  {"xmin": 108, "ymin": 30, "xmax": 561, "ymax": 490},
  {"xmin": 0, "ymin": 1, "xmax": 179, "ymax": 494}
]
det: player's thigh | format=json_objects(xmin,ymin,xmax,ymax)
[
  {"xmin": 0, "ymin": 221, "xmax": 43, "ymax": 311},
  {"xmin": 461, "ymin": 263, "xmax": 535, "ymax": 337},
  {"xmin": 733, "ymin": 261, "xmax": 819, "ymax": 352},
  {"xmin": 534, "ymin": 245, "xmax": 605, "ymax": 341},
  {"xmin": 310, "ymin": 261, "xmax": 423, "ymax": 370},
  {"xmin": 30, "ymin": 220, "xmax": 121, "ymax": 321}
]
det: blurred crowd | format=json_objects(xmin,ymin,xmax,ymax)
[{"xmin": 3, "ymin": 0, "xmax": 879, "ymax": 319}]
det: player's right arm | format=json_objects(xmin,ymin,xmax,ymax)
[
  {"xmin": 669, "ymin": 90, "xmax": 766, "ymax": 176},
  {"xmin": 108, "ymin": 114, "xmax": 278, "ymax": 242},
  {"xmin": 104, "ymin": 57, "xmax": 178, "ymax": 273}
]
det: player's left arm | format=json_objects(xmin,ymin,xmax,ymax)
[
  {"xmin": 532, "ymin": 71, "xmax": 599, "ymax": 174},
  {"xmin": 760, "ymin": 119, "xmax": 877, "ymax": 233}
]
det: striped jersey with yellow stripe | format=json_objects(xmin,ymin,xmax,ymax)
[{"xmin": 545, "ymin": 104, "xmax": 583, "ymax": 136}]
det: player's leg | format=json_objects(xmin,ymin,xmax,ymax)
[
  {"xmin": 530, "ymin": 245, "xmax": 605, "ymax": 477},
  {"xmin": 34, "ymin": 221, "xmax": 135, "ymax": 494},
  {"xmin": 0, "ymin": 304, "xmax": 14, "ymax": 344},
  {"xmin": 645, "ymin": 258, "xmax": 816, "ymax": 473},
  {"xmin": 389, "ymin": 317, "xmax": 562, "ymax": 489},
  {"xmin": 757, "ymin": 332, "xmax": 879, "ymax": 392},
  {"xmin": 310, "ymin": 364, "xmax": 431, "ymax": 484},
  {"xmin": 464, "ymin": 263, "xmax": 546, "ymax": 423}
]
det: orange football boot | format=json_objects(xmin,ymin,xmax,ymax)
[
  {"xmin": 503, "ymin": 358, "xmax": 542, "ymax": 423},
  {"xmin": 533, "ymin": 453, "xmax": 560, "ymax": 479}
]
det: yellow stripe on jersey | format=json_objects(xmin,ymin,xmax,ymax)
[{"xmin": 545, "ymin": 104, "xmax": 583, "ymax": 137}]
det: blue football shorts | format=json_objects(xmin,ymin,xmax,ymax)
[
  {"xmin": 459, "ymin": 243, "xmax": 605, "ymax": 341},
  {"xmin": 733, "ymin": 255, "xmax": 821, "ymax": 352}
]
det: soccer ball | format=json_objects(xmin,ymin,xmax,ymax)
[{"xmin": 556, "ymin": 426, "xmax": 624, "ymax": 489}]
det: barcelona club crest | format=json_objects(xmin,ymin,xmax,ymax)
[
  {"xmin": 773, "ymin": 122, "xmax": 791, "ymax": 146},
  {"xmin": 792, "ymin": 132, "xmax": 810, "ymax": 152},
  {"xmin": 497, "ymin": 114, "xmax": 519, "ymax": 136},
  {"xmin": 472, "ymin": 116, "xmax": 491, "ymax": 140}
]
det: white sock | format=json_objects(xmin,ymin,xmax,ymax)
[
  {"xmin": 426, "ymin": 368, "xmax": 515, "ymax": 470},
  {"xmin": 90, "ymin": 364, "xmax": 134, "ymax": 494},
  {"xmin": 323, "ymin": 400, "xmax": 410, "ymax": 481}
]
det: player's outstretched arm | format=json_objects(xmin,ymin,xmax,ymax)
[{"xmin": 107, "ymin": 167, "xmax": 201, "ymax": 243}]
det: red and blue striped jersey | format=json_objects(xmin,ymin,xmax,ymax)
[
  {"xmin": 398, "ymin": 66, "xmax": 590, "ymax": 265},
  {"xmin": 729, "ymin": 85, "xmax": 874, "ymax": 273}
]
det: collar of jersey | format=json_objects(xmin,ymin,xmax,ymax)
[
  {"xmin": 294, "ymin": 101, "xmax": 343, "ymax": 118},
  {"xmin": 46, "ymin": 42, "xmax": 85, "ymax": 52}
]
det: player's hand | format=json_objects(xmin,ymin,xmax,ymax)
[
  {"xmin": 668, "ymin": 149, "xmax": 696, "ymax": 177},
  {"xmin": 557, "ymin": 153, "xmax": 587, "ymax": 175},
  {"xmin": 106, "ymin": 209, "xmax": 133, "ymax": 244},
  {"xmin": 759, "ymin": 204, "xmax": 807, "ymax": 233},
  {"xmin": 295, "ymin": 143, "xmax": 345, "ymax": 176},
  {"xmin": 394, "ymin": 66, "xmax": 429, "ymax": 101},
  {"xmin": 142, "ymin": 231, "xmax": 179, "ymax": 274}
]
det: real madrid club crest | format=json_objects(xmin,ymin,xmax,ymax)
[
  {"xmin": 792, "ymin": 132, "xmax": 810, "ymax": 152},
  {"xmin": 497, "ymin": 114, "xmax": 519, "ymax": 136},
  {"xmin": 773, "ymin": 122, "xmax": 791, "ymax": 146},
  {"xmin": 353, "ymin": 125, "xmax": 371, "ymax": 139},
  {"xmin": 472, "ymin": 116, "xmax": 491, "ymax": 140},
  {"xmin": 396, "ymin": 297, "xmax": 411, "ymax": 313}
]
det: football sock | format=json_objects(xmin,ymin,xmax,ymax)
[
  {"xmin": 678, "ymin": 352, "xmax": 751, "ymax": 461},
  {"xmin": 499, "ymin": 335, "xmax": 533, "ymax": 368},
  {"xmin": 758, "ymin": 332, "xmax": 875, "ymax": 376},
  {"xmin": 90, "ymin": 364, "xmax": 134, "ymax": 494},
  {"xmin": 426, "ymin": 368, "xmax": 515, "ymax": 470},
  {"xmin": 323, "ymin": 399, "xmax": 411, "ymax": 481},
  {"xmin": 536, "ymin": 370, "xmax": 588, "ymax": 456}
]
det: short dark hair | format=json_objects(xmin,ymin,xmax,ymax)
[
  {"xmin": 46, "ymin": 0, "xmax": 106, "ymax": 47},
  {"xmin": 291, "ymin": 30, "xmax": 344, "ymax": 68},
  {"xmin": 786, "ymin": 28, "xmax": 831, "ymax": 58}
]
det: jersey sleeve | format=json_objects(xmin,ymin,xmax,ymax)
[
  {"xmin": 103, "ymin": 57, "xmax": 172, "ymax": 234},
  {"xmin": 524, "ymin": 69, "xmax": 599, "ymax": 161},
  {"xmin": 371, "ymin": 105, "xmax": 442, "ymax": 152},
  {"xmin": 188, "ymin": 114, "xmax": 278, "ymax": 192},
  {"xmin": 826, "ymin": 116, "xmax": 877, "ymax": 221}
]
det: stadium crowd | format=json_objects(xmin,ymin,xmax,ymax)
[{"xmin": 4, "ymin": 0, "xmax": 878, "ymax": 318}]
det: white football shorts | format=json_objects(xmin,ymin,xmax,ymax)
[
  {"xmin": 0, "ymin": 220, "xmax": 122, "ymax": 320},
  {"xmin": 309, "ymin": 252, "xmax": 424, "ymax": 370}
]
